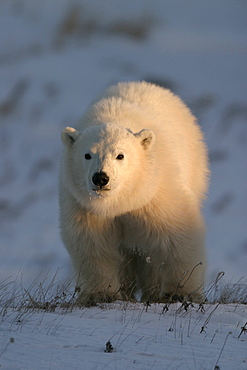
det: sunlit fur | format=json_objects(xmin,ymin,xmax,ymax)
[{"xmin": 59, "ymin": 81, "xmax": 209, "ymax": 303}]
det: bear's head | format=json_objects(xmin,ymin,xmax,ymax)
[{"xmin": 61, "ymin": 123, "xmax": 156, "ymax": 217}]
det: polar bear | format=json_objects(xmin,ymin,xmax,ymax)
[{"xmin": 60, "ymin": 81, "xmax": 209, "ymax": 304}]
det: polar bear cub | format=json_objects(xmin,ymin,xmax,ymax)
[{"xmin": 60, "ymin": 81, "xmax": 209, "ymax": 304}]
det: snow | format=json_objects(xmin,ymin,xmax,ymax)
[
  {"xmin": 0, "ymin": 1, "xmax": 246, "ymax": 368},
  {"xmin": 1, "ymin": 299, "xmax": 246, "ymax": 369}
]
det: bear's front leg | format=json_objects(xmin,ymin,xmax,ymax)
[
  {"xmin": 72, "ymin": 225, "xmax": 122, "ymax": 305},
  {"xmin": 139, "ymin": 244, "xmax": 205, "ymax": 304},
  {"xmin": 60, "ymin": 198, "xmax": 122, "ymax": 305},
  {"xmin": 136, "ymin": 209, "xmax": 206, "ymax": 304},
  {"xmin": 72, "ymin": 247, "xmax": 122, "ymax": 305},
  {"xmin": 157, "ymin": 222, "xmax": 206, "ymax": 303}
]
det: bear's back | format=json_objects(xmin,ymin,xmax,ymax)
[
  {"xmin": 78, "ymin": 82, "xmax": 209, "ymax": 203},
  {"xmin": 106, "ymin": 82, "xmax": 209, "ymax": 203}
]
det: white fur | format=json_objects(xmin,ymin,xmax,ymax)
[{"xmin": 59, "ymin": 81, "xmax": 209, "ymax": 303}]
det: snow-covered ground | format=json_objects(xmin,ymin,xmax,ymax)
[
  {"xmin": 0, "ymin": 1, "xmax": 246, "ymax": 368},
  {"xmin": 1, "ymin": 299, "xmax": 246, "ymax": 369}
]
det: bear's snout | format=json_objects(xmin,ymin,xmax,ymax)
[{"xmin": 92, "ymin": 172, "xmax": 110, "ymax": 188}]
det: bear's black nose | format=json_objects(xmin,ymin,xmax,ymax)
[{"xmin": 92, "ymin": 172, "xmax": 109, "ymax": 188}]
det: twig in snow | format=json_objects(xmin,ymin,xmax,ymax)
[
  {"xmin": 238, "ymin": 322, "xmax": 247, "ymax": 339},
  {"xmin": 200, "ymin": 303, "xmax": 220, "ymax": 333},
  {"xmin": 214, "ymin": 331, "xmax": 232, "ymax": 369}
]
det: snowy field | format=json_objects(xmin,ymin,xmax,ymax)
[
  {"xmin": 1, "ymin": 297, "xmax": 247, "ymax": 369},
  {"xmin": 0, "ymin": 1, "xmax": 246, "ymax": 369}
]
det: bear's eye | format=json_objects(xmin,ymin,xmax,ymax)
[
  {"xmin": 116, "ymin": 154, "xmax": 124, "ymax": 160},
  {"xmin": 84, "ymin": 153, "xmax": 92, "ymax": 160}
]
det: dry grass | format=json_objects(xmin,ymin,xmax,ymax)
[
  {"xmin": 0, "ymin": 270, "xmax": 246, "ymax": 323},
  {"xmin": 0, "ymin": 270, "xmax": 246, "ymax": 368}
]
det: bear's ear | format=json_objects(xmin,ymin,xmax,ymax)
[
  {"xmin": 61, "ymin": 127, "xmax": 80, "ymax": 146},
  {"xmin": 136, "ymin": 129, "xmax": 155, "ymax": 150}
]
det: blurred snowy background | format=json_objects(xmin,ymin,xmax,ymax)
[{"xmin": 0, "ymin": 0, "xmax": 246, "ymax": 288}]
